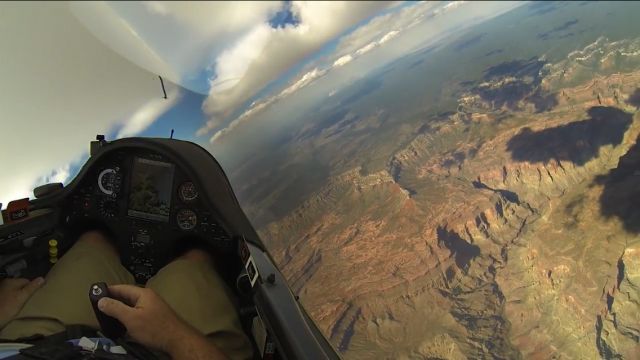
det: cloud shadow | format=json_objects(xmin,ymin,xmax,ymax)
[
  {"xmin": 454, "ymin": 33, "xmax": 486, "ymax": 52},
  {"xmin": 626, "ymin": 88, "xmax": 640, "ymax": 109},
  {"xmin": 507, "ymin": 106, "xmax": 633, "ymax": 165},
  {"xmin": 537, "ymin": 19, "xmax": 579, "ymax": 40},
  {"xmin": 467, "ymin": 57, "xmax": 558, "ymax": 112},
  {"xmin": 596, "ymin": 134, "xmax": 640, "ymax": 233},
  {"xmin": 437, "ymin": 226, "xmax": 480, "ymax": 271}
]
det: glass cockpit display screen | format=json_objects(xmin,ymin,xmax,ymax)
[{"xmin": 128, "ymin": 157, "xmax": 175, "ymax": 222}]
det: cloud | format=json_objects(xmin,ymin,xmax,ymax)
[
  {"xmin": 138, "ymin": 1, "xmax": 280, "ymax": 37},
  {"xmin": 0, "ymin": 1, "xmax": 525, "ymax": 208},
  {"xmin": 356, "ymin": 41, "xmax": 377, "ymax": 56},
  {"xmin": 70, "ymin": 1, "xmax": 283, "ymax": 93},
  {"xmin": 209, "ymin": 24, "xmax": 274, "ymax": 93},
  {"xmin": 1, "ymin": 164, "xmax": 71, "ymax": 208},
  {"xmin": 281, "ymin": 68, "xmax": 327, "ymax": 96},
  {"xmin": 69, "ymin": 1, "xmax": 394, "ymax": 138},
  {"xmin": 200, "ymin": 1, "xmax": 393, "ymax": 132},
  {"xmin": 204, "ymin": 2, "xmax": 434, "ymax": 142},
  {"xmin": 333, "ymin": 54, "xmax": 354, "ymax": 67},
  {"xmin": 441, "ymin": 1, "xmax": 467, "ymax": 12},
  {"xmin": 3, "ymin": 81, "xmax": 182, "ymax": 209},
  {"xmin": 116, "ymin": 85, "xmax": 182, "ymax": 138},
  {"xmin": 196, "ymin": 119, "xmax": 217, "ymax": 137},
  {"xmin": 207, "ymin": 97, "xmax": 271, "ymax": 143},
  {"xmin": 202, "ymin": 65, "xmax": 330, "ymax": 142},
  {"xmin": 328, "ymin": 2, "xmax": 439, "ymax": 61},
  {"xmin": 206, "ymin": 1, "xmax": 525, "ymax": 143},
  {"xmin": 379, "ymin": 30, "xmax": 400, "ymax": 44},
  {"xmin": 0, "ymin": 3, "xmax": 166, "ymax": 207},
  {"xmin": 37, "ymin": 165, "xmax": 71, "ymax": 188}
]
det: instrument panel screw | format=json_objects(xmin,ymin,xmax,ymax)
[{"xmin": 266, "ymin": 273, "xmax": 276, "ymax": 284}]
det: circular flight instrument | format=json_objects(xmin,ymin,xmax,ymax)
[
  {"xmin": 176, "ymin": 209, "xmax": 197, "ymax": 231},
  {"xmin": 178, "ymin": 181, "xmax": 198, "ymax": 202},
  {"xmin": 98, "ymin": 198, "xmax": 118, "ymax": 218},
  {"xmin": 98, "ymin": 168, "xmax": 120, "ymax": 196}
]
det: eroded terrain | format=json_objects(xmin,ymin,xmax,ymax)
[{"xmin": 256, "ymin": 38, "xmax": 640, "ymax": 359}]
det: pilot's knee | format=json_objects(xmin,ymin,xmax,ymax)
[
  {"xmin": 177, "ymin": 248, "xmax": 211, "ymax": 263},
  {"xmin": 76, "ymin": 230, "xmax": 118, "ymax": 256}
]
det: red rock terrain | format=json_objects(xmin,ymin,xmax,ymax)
[{"xmin": 256, "ymin": 40, "xmax": 640, "ymax": 358}]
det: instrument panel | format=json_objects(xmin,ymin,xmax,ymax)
[{"xmin": 65, "ymin": 149, "xmax": 234, "ymax": 283}]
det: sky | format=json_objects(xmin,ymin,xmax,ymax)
[{"xmin": 0, "ymin": 1, "xmax": 523, "ymax": 208}]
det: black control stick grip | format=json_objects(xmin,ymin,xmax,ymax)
[{"xmin": 89, "ymin": 282, "xmax": 126, "ymax": 339}]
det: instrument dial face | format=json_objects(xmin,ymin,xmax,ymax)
[
  {"xmin": 98, "ymin": 198, "xmax": 118, "ymax": 218},
  {"xmin": 98, "ymin": 168, "xmax": 120, "ymax": 196},
  {"xmin": 176, "ymin": 209, "xmax": 197, "ymax": 231},
  {"xmin": 178, "ymin": 182, "xmax": 198, "ymax": 202}
]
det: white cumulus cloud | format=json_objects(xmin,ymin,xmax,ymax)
[
  {"xmin": 205, "ymin": 1, "xmax": 525, "ymax": 143},
  {"xmin": 333, "ymin": 54, "xmax": 354, "ymax": 67},
  {"xmin": 378, "ymin": 30, "xmax": 400, "ymax": 44},
  {"xmin": 201, "ymin": 1, "xmax": 393, "ymax": 133},
  {"xmin": 209, "ymin": 24, "xmax": 274, "ymax": 93},
  {"xmin": 203, "ymin": 65, "xmax": 329, "ymax": 142},
  {"xmin": 356, "ymin": 41, "xmax": 377, "ymax": 55},
  {"xmin": 37, "ymin": 165, "xmax": 72, "ymax": 188},
  {"xmin": 70, "ymin": 1, "xmax": 283, "ymax": 93},
  {"xmin": 116, "ymin": 85, "xmax": 182, "ymax": 138},
  {"xmin": 280, "ymin": 68, "xmax": 328, "ymax": 97}
]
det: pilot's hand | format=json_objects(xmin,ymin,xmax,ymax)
[
  {"xmin": 0, "ymin": 277, "xmax": 45, "ymax": 329},
  {"xmin": 97, "ymin": 285, "xmax": 183, "ymax": 352},
  {"xmin": 97, "ymin": 285, "xmax": 228, "ymax": 359}
]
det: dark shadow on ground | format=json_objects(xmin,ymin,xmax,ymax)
[
  {"xmin": 475, "ymin": 80, "xmax": 537, "ymax": 110},
  {"xmin": 472, "ymin": 180, "xmax": 521, "ymax": 204},
  {"xmin": 528, "ymin": 88, "xmax": 559, "ymax": 113},
  {"xmin": 442, "ymin": 151, "xmax": 466, "ymax": 169},
  {"xmin": 596, "ymin": 134, "xmax": 640, "ymax": 233},
  {"xmin": 407, "ymin": 58, "xmax": 425, "ymax": 70},
  {"xmin": 538, "ymin": 19, "xmax": 579, "ymax": 40},
  {"xmin": 339, "ymin": 76, "xmax": 384, "ymax": 109},
  {"xmin": 407, "ymin": 45, "xmax": 437, "ymax": 70},
  {"xmin": 485, "ymin": 49, "xmax": 503, "ymax": 57},
  {"xmin": 507, "ymin": 106, "xmax": 633, "ymax": 165},
  {"xmin": 483, "ymin": 57, "xmax": 546, "ymax": 80},
  {"xmin": 437, "ymin": 227, "xmax": 480, "ymax": 270},
  {"xmin": 454, "ymin": 33, "xmax": 485, "ymax": 52},
  {"xmin": 296, "ymin": 108, "xmax": 351, "ymax": 142},
  {"xmin": 337, "ymin": 309, "xmax": 361, "ymax": 352},
  {"xmin": 626, "ymin": 88, "xmax": 640, "ymax": 109},
  {"xmin": 469, "ymin": 57, "xmax": 558, "ymax": 112}
]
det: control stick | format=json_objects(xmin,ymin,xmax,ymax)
[{"xmin": 89, "ymin": 282, "xmax": 126, "ymax": 339}]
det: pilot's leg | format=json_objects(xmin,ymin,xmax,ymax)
[
  {"xmin": 146, "ymin": 249, "xmax": 252, "ymax": 360},
  {"xmin": 0, "ymin": 231, "xmax": 135, "ymax": 340}
]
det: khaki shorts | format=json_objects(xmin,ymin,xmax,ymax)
[{"xmin": 0, "ymin": 237, "xmax": 252, "ymax": 360}]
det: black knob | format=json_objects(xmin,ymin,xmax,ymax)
[{"xmin": 266, "ymin": 273, "xmax": 276, "ymax": 284}]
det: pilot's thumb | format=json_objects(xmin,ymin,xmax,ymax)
[{"xmin": 98, "ymin": 297, "xmax": 131, "ymax": 320}]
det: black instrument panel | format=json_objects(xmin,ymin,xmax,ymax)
[{"xmin": 64, "ymin": 149, "xmax": 233, "ymax": 283}]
